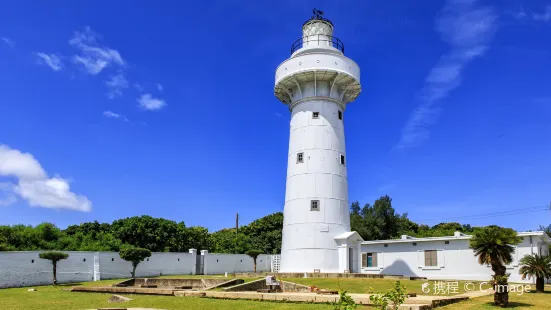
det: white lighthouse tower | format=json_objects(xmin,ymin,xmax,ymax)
[{"xmin": 275, "ymin": 10, "xmax": 363, "ymax": 273}]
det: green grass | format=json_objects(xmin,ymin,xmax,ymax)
[
  {"xmin": 0, "ymin": 282, "xmax": 332, "ymax": 310},
  {"xmin": 1, "ymin": 276, "xmax": 546, "ymax": 310}
]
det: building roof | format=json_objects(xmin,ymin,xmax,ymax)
[
  {"xmin": 361, "ymin": 231, "xmax": 551, "ymax": 245},
  {"xmin": 334, "ymin": 231, "xmax": 364, "ymax": 242}
]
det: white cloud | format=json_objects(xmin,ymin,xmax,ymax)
[
  {"xmin": 34, "ymin": 53, "xmax": 63, "ymax": 71},
  {"xmin": 1, "ymin": 37, "xmax": 15, "ymax": 48},
  {"xmin": 137, "ymin": 93, "xmax": 166, "ymax": 111},
  {"xmin": 106, "ymin": 72, "xmax": 128, "ymax": 99},
  {"xmin": 133, "ymin": 83, "xmax": 143, "ymax": 92},
  {"xmin": 69, "ymin": 26, "xmax": 124, "ymax": 75},
  {"xmin": 103, "ymin": 110, "xmax": 129, "ymax": 122},
  {"xmin": 533, "ymin": 5, "xmax": 551, "ymax": 22},
  {"xmin": 0, "ymin": 145, "xmax": 46, "ymax": 179},
  {"xmin": 0, "ymin": 144, "xmax": 91, "ymax": 212},
  {"xmin": 509, "ymin": 5, "xmax": 551, "ymax": 22},
  {"xmin": 396, "ymin": 0, "xmax": 496, "ymax": 149},
  {"xmin": 157, "ymin": 83, "xmax": 164, "ymax": 92}
]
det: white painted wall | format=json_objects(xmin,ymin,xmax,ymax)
[
  {"xmin": 360, "ymin": 235, "xmax": 550, "ymax": 283},
  {"xmin": 203, "ymin": 253, "xmax": 272, "ymax": 275},
  {"xmin": 98, "ymin": 252, "xmax": 196, "ymax": 280},
  {"xmin": 1, "ymin": 251, "xmax": 275, "ymax": 288},
  {"xmin": 0, "ymin": 251, "xmax": 95, "ymax": 288}
]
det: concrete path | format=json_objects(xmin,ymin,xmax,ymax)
[{"xmin": 175, "ymin": 290, "xmax": 471, "ymax": 309}]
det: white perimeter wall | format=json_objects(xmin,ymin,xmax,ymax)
[
  {"xmin": 98, "ymin": 252, "xmax": 196, "ymax": 280},
  {"xmin": 204, "ymin": 253, "xmax": 272, "ymax": 275},
  {"xmin": 0, "ymin": 251, "xmax": 95, "ymax": 288},
  {"xmin": 360, "ymin": 236, "xmax": 549, "ymax": 283},
  {"xmin": 1, "ymin": 251, "xmax": 275, "ymax": 288}
]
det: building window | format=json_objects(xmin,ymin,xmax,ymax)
[
  {"xmin": 445, "ymin": 241, "xmax": 450, "ymax": 244},
  {"xmin": 312, "ymin": 112, "xmax": 319, "ymax": 119},
  {"xmin": 340, "ymin": 155, "xmax": 345, "ymax": 165},
  {"xmin": 311, "ymin": 200, "xmax": 320, "ymax": 211},
  {"xmin": 111, "ymin": 258, "xmax": 114, "ymax": 262},
  {"xmin": 424, "ymin": 250, "xmax": 438, "ymax": 267},
  {"xmin": 338, "ymin": 110, "xmax": 343, "ymax": 120},
  {"xmin": 297, "ymin": 152, "xmax": 304, "ymax": 163},
  {"xmin": 412, "ymin": 242, "xmax": 417, "ymax": 246},
  {"xmin": 362, "ymin": 253, "xmax": 377, "ymax": 267},
  {"xmin": 384, "ymin": 244, "xmax": 388, "ymax": 247},
  {"xmin": 83, "ymin": 258, "xmax": 86, "ymax": 262}
]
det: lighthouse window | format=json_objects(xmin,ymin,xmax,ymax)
[
  {"xmin": 338, "ymin": 110, "xmax": 343, "ymax": 120},
  {"xmin": 312, "ymin": 112, "xmax": 319, "ymax": 119},
  {"xmin": 297, "ymin": 152, "xmax": 304, "ymax": 163},
  {"xmin": 310, "ymin": 200, "xmax": 320, "ymax": 211},
  {"xmin": 340, "ymin": 155, "xmax": 345, "ymax": 165}
]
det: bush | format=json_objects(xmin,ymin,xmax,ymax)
[{"xmin": 369, "ymin": 281, "xmax": 407, "ymax": 310}]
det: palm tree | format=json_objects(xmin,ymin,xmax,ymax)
[
  {"xmin": 469, "ymin": 226, "xmax": 521, "ymax": 307},
  {"xmin": 519, "ymin": 254, "xmax": 551, "ymax": 292}
]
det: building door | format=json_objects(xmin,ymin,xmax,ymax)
[{"xmin": 348, "ymin": 247, "xmax": 354, "ymax": 273}]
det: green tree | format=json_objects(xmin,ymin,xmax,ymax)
[
  {"xmin": 519, "ymin": 254, "xmax": 551, "ymax": 292},
  {"xmin": 111, "ymin": 216, "xmax": 180, "ymax": 251},
  {"xmin": 470, "ymin": 226, "xmax": 521, "ymax": 307},
  {"xmin": 119, "ymin": 246, "xmax": 151, "ymax": 278},
  {"xmin": 39, "ymin": 251, "xmax": 69, "ymax": 285},
  {"xmin": 245, "ymin": 250, "xmax": 263, "ymax": 273},
  {"xmin": 240, "ymin": 212, "xmax": 283, "ymax": 254},
  {"xmin": 350, "ymin": 196, "xmax": 410, "ymax": 241}
]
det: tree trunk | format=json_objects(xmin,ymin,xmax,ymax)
[
  {"xmin": 132, "ymin": 264, "xmax": 137, "ymax": 278},
  {"xmin": 253, "ymin": 259, "xmax": 257, "ymax": 273},
  {"xmin": 491, "ymin": 263, "xmax": 508, "ymax": 307},
  {"xmin": 52, "ymin": 262, "xmax": 58, "ymax": 285},
  {"xmin": 536, "ymin": 277, "xmax": 544, "ymax": 293}
]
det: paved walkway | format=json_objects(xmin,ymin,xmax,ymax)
[{"xmin": 175, "ymin": 290, "xmax": 476, "ymax": 309}]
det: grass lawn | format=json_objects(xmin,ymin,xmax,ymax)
[
  {"xmin": 0, "ymin": 281, "xmax": 332, "ymax": 310},
  {"xmin": 1, "ymin": 276, "xmax": 546, "ymax": 310}
]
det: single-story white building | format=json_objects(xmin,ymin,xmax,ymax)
[{"xmin": 359, "ymin": 231, "xmax": 550, "ymax": 283}]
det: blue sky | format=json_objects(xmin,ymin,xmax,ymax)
[{"xmin": 0, "ymin": 0, "xmax": 550, "ymax": 232}]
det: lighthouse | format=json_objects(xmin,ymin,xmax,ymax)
[{"xmin": 275, "ymin": 10, "xmax": 363, "ymax": 273}]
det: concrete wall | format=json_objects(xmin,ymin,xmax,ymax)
[
  {"xmin": 360, "ymin": 235, "xmax": 549, "ymax": 283},
  {"xmin": 203, "ymin": 253, "xmax": 272, "ymax": 275},
  {"xmin": 98, "ymin": 252, "xmax": 196, "ymax": 279},
  {"xmin": 0, "ymin": 251, "xmax": 95, "ymax": 288},
  {"xmin": 1, "ymin": 251, "xmax": 275, "ymax": 288}
]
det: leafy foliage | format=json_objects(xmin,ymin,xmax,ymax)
[
  {"xmin": 519, "ymin": 254, "xmax": 551, "ymax": 292},
  {"xmin": 39, "ymin": 251, "xmax": 69, "ymax": 285},
  {"xmin": 469, "ymin": 226, "xmax": 521, "ymax": 307},
  {"xmin": 39, "ymin": 251, "xmax": 69, "ymax": 262},
  {"xmin": 470, "ymin": 225, "xmax": 520, "ymax": 266},
  {"xmin": 119, "ymin": 246, "xmax": 151, "ymax": 278},
  {"xmin": 245, "ymin": 249, "xmax": 264, "ymax": 273},
  {"xmin": 369, "ymin": 281, "xmax": 407, "ymax": 310},
  {"xmin": 333, "ymin": 291, "xmax": 356, "ymax": 310}
]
